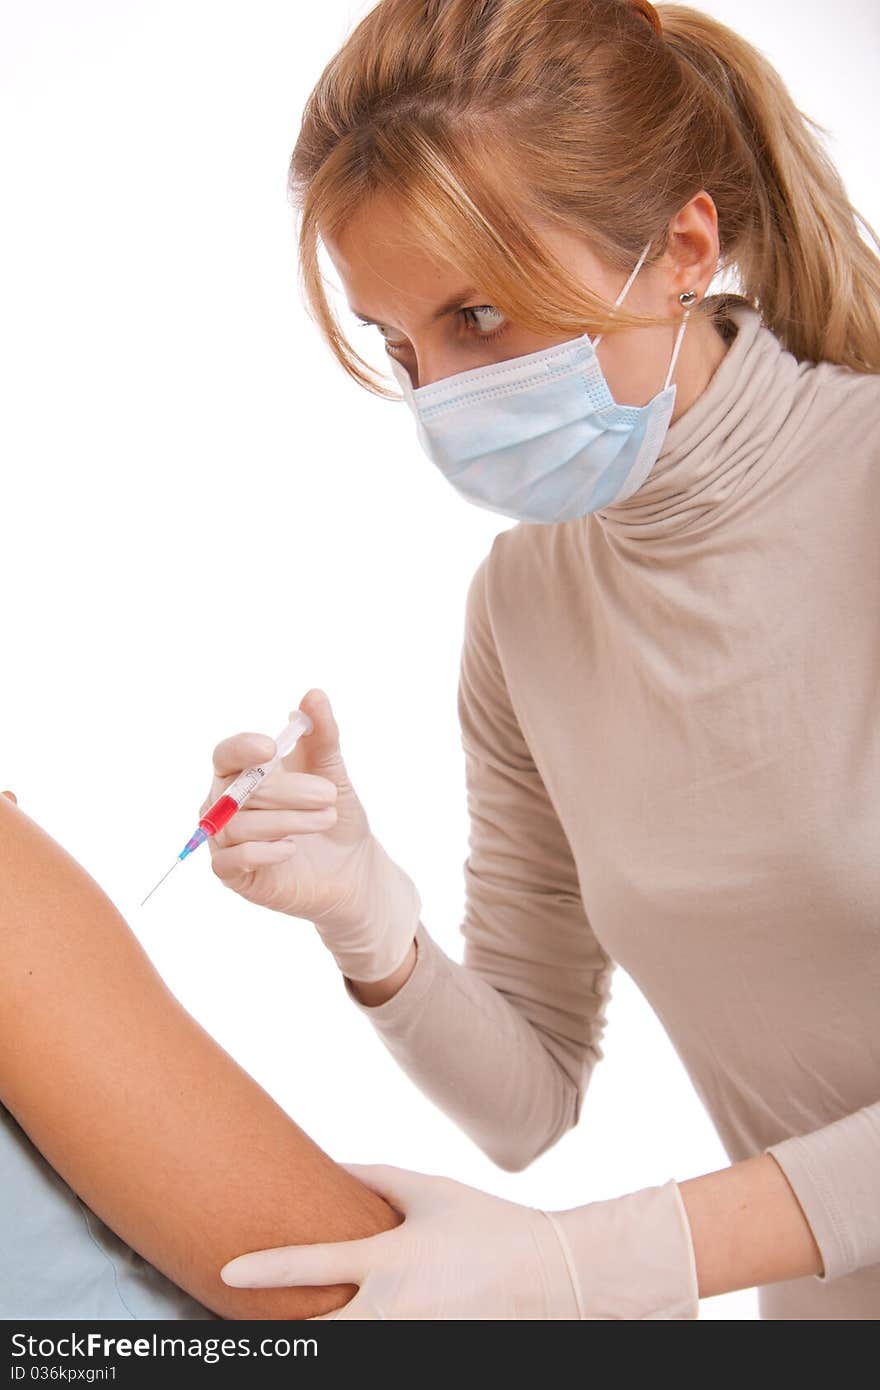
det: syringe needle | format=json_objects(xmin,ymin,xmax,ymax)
[
  {"xmin": 141, "ymin": 859, "xmax": 180, "ymax": 907},
  {"xmin": 140, "ymin": 711, "xmax": 314, "ymax": 909}
]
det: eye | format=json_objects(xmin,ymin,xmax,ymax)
[
  {"xmin": 461, "ymin": 305, "xmax": 507, "ymax": 337},
  {"xmin": 355, "ymin": 305, "xmax": 510, "ymax": 356},
  {"xmin": 354, "ymin": 318, "xmax": 406, "ymax": 351}
]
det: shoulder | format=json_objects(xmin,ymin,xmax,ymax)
[
  {"xmin": 796, "ymin": 362, "xmax": 880, "ymax": 482},
  {"xmin": 463, "ymin": 521, "xmax": 585, "ymax": 657},
  {"xmin": 483, "ymin": 520, "xmax": 582, "ymax": 604},
  {"xmin": 805, "ymin": 359, "xmax": 880, "ymax": 423}
]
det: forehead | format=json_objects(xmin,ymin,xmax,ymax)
[
  {"xmin": 323, "ymin": 193, "xmax": 467, "ymax": 318},
  {"xmin": 324, "ymin": 193, "xmax": 610, "ymax": 323}
]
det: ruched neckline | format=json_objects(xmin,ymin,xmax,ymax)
[{"xmin": 593, "ymin": 294, "xmax": 804, "ymax": 540}]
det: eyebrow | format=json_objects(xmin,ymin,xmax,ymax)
[{"xmin": 351, "ymin": 286, "xmax": 481, "ymax": 327}]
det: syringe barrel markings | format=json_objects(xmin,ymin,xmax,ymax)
[{"xmin": 198, "ymin": 765, "xmax": 269, "ymax": 836}]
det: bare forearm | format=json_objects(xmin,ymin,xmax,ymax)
[
  {"xmin": 0, "ymin": 794, "xmax": 401, "ymax": 1319},
  {"xmin": 677, "ymin": 1152, "xmax": 823, "ymax": 1298}
]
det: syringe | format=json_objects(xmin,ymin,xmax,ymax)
[{"xmin": 140, "ymin": 708, "xmax": 314, "ymax": 906}]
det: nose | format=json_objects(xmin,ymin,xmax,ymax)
[{"xmin": 405, "ymin": 348, "xmax": 470, "ymax": 391}]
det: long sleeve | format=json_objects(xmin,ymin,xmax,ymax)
[
  {"xmin": 341, "ymin": 549, "xmax": 615, "ymax": 1172},
  {"xmin": 764, "ymin": 1101, "xmax": 880, "ymax": 1282}
]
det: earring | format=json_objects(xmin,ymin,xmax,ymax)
[{"xmin": 679, "ymin": 289, "xmax": 698, "ymax": 306}]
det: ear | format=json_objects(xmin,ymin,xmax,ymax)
[{"xmin": 665, "ymin": 191, "xmax": 721, "ymax": 302}]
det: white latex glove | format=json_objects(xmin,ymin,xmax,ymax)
[
  {"xmin": 202, "ymin": 689, "xmax": 421, "ymax": 983},
  {"xmin": 221, "ymin": 1163, "xmax": 700, "ymax": 1320}
]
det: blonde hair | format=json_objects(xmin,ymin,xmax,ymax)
[{"xmin": 289, "ymin": 0, "xmax": 880, "ymax": 397}]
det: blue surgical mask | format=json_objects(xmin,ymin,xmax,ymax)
[{"xmin": 387, "ymin": 239, "xmax": 691, "ymax": 524}]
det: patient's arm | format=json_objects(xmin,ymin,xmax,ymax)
[{"xmin": 0, "ymin": 792, "xmax": 401, "ymax": 1319}]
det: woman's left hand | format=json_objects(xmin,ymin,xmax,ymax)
[{"xmin": 221, "ymin": 1162, "xmax": 700, "ymax": 1320}]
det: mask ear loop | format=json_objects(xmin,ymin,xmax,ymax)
[
  {"xmin": 592, "ymin": 240, "xmax": 653, "ymax": 348},
  {"xmin": 663, "ymin": 306, "xmax": 691, "ymax": 390}
]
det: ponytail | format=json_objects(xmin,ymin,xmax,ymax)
[{"xmin": 658, "ymin": 4, "xmax": 880, "ymax": 370}]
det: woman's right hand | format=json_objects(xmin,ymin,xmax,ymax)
[{"xmin": 202, "ymin": 688, "xmax": 421, "ymax": 985}]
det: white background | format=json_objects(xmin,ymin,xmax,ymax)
[{"xmin": 1, "ymin": 0, "xmax": 877, "ymax": 1320}]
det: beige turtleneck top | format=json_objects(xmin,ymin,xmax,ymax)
[{"xmin": 343, "ymin": 297, "xmax": 880, "ymax": 1320}]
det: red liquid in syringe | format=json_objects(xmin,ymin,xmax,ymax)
[{"xmin": 198, "ymin": 794, "xmax": 239, "ymax": 836}]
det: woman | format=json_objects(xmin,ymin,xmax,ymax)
[
  {"xmin": 213, "ymin": 0, "xmax": 880, "ymax": 1319},
  {"xmin": 0, "ymin": 787, "xmax": 402, "ymax": 1319}
]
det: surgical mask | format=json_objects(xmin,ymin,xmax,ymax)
[{"xmin": 387, "ymin": 239, "xmax": 691, "ymax": 524}]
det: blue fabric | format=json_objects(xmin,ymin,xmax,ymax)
[{"xmin": 0, "ymin": 1104, "xmax": 215, "ymax": 1319}]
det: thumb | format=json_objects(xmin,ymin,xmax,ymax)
[
  {"xmin": 290, "ymin": 689, "xmax": 347, "ymax": 781},
  {"xmin": 221, "ymin": 1225, "xmax": 400, "ymax": 1290}
]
